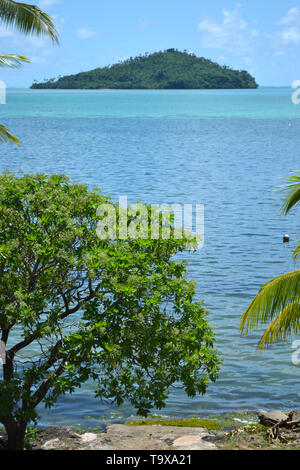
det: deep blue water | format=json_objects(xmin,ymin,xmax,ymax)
[{"xmin": 0, "ymin": 88, "xmax": 299, "ymax": 429}]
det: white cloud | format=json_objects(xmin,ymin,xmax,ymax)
[
  {"xmin": 197, "ymin": 3, "xmax": 259, "ymax": 55},
  {"xmin": 277, "ymin": 7, "xmax": 300, "ymax": 25},
  {"xmin": 77, "ymin": 26, "xmax": 98, "ymax": 39},
  {"xmin": 280, "ymin": 26, "xmax": 300, "ymax": 45},
  {"xmin": 276, "ymin": 7, "xmax": 300, "ymax": 46}
]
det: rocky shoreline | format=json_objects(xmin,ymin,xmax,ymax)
[{"xmin": 1, "ymin": 410, "xmax": 299, "ymax": 451}]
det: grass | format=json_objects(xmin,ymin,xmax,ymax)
[{"xmin": 126, "ymin": 418, "xmax": 224, "ymax": 431}]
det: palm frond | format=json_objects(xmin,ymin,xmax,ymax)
[
  {"xmin": 240, "ymin": 270, "xmax": 300, "ymax": 335},
  {"xmin": 0, "ymin": 53, "xmax": 30, "ymax": 68},
  {"xmin": 293, "ymin": 242, "xmax": 300, "ymax": 260},
  {"xmin": 281, "ymin": 171, "xmax": 300, "ymax": 215},
  {"xmin": 0, "ymin": 124, "xmax": 19, "ymax": 145},
  {"xmin": 0, "ymin": 0, "xmax": 58, "ymax": 43},
  {"xmin": 293, "ymin": 243, "xmax": 300, "ymax": 260},
  {"xmin": 258, "ymin": 301, "xmax": 300, "ymax": 349}
]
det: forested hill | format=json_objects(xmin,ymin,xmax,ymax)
[{"xmin": 31, "ymin": 49, "xmax": 258, "ymax": 90}]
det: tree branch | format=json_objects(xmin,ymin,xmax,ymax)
[{"xmin": 30, "ymin": 361, "xmax": 65, "ymax": 409}]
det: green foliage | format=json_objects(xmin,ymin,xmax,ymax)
[
  {"xmin": 31, "ymin": 49, "xmax": 258, "ymax": 90},
  {"xmin": 241, "ymin": 275, "xmax": 300, "ymax": 348},
  {"xmin": 282, "ymin": 171, "xmax": 300, "ymax": 218},
  {"xmin": 0, "ymin": 172, "xmax": 220, "ymax": 448},
  {"xmin": 0, "ymin": 0, "xmax": 58, "ymax": 42},
  {"xmin": 0, "ymin": 54, "xmax": 30, "ymax": 68},
  {"xmin": 0, "ymin": 125, "xmax": 20, "ymax": 145},
  {"xmin": 24, "ymin": 427, "xmax": 38, "ymax": 450},
  {"xmin": 241, "ymin": 171, "xmax": 300, "ymax": 348},
  {"xmin": 127, "ymin": 418, "xmax": 224, "ymax": 431}
]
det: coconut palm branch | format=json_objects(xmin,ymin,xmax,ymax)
[
  {"xmin": 0, "ymin": 124, "xmax": 19, "ymax": 145},
  {"xmin": 293, "ymin": 244, "xmax": 300, "ymax": 260},
  {"xmin": 240, "ymin": 270, "xmax": 300, "ymax": 348},
  {"xmin": 241, "ymin": 172, "xmax": 300, "ymax": 349},
  {"xmin": 0, "ymin": 1, "xmax": 58, "ymax": 145},
  {"xmin": 258, "ymin": 301, "xmax": 300, "ymax": 349},
  {"xmin": 0, "ymin": 0, "xmax": 58, "ymax": 42},
  {"xmin": 281, "ymin": 172, "xmax": 300, "ymax": 260},
  {"xmin": 282, "ymin": 171, "xmax": 300, "ymax": 216},
  {"xmin": 0, "ymin": 53, "xmax": 30, "ymax": 68},
  {"xmin": 0, "ymin": 54, "xmax": 31, "ymax": 145}
]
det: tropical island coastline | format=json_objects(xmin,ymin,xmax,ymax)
[{"xmin": 30, "ymin": 49, "xmax": 258, "ymax": 90}]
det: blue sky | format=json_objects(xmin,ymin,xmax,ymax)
[{"xmin": 1, "ymin": 0, "xmax": 300, "ymax": 87}]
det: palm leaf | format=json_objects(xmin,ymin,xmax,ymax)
[
  {"xmin": 0, "ymin": 124, "xmax": 19, "ymax": 145},
  {"xmin": 293, "ymin": 242, "xmax": 300, "ymax": 260},
  {"xmin": 240, "ymin": 270, "xmax": 300, "ymax": 335},
  {"xmin": 281, "ymin": 171, "xmax": 300, "ymax": 215},
  {"xmin": 258, "ymin": 301, "xmax": 300, "ymax": 349},
  {"xmin": 0, "ymin": 53, "xmax": 30, "ymax": 68},
  {"xmin": 0, "ymin": 0, "xmax": 58, "ymax": 42}
]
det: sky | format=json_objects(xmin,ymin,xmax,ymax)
[{"xmin": 1, "ymin": 0, "xmax": 300, "ymax": 87}]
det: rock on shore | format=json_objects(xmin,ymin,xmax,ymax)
[
  {"xmin": 1, "ymin": 410, "xmax": 299, "ymax": 451},
  {"xmin": 37, "ymin": 425, "xmax": 218, "ymax": 451}
]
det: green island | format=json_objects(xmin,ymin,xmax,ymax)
[{"xmin": 30, "ymin": 49, "xmax": 258, "ymax": 90}]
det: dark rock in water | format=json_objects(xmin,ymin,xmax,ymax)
[{"xmin": 258, "ymin": 410, "xmax": 288, "ymax": 426}]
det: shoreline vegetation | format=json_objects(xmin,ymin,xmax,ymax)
[
  {"xmin": 1, "ymin": 410, "xmax": 299, "ymax": 451},
  {"xmin": 30, "ymin": 49, "xmax": 258, "ymax": 90}
]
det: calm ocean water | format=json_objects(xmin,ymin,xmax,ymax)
[{"xmin": 0, "ymin": 88, "xmax": 299, "ymax": 428}]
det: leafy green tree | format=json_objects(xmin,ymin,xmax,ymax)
[
  {"xmin": 0, "ymin": 172, "xmax": 220, "ymax": 450},
  {"xmin": 0, "ymin": 0, "xmax": 58, "ymax": 145},
  {"xmin": 240, "ymin": 172, "xmax": 300, "ymax": 348}
]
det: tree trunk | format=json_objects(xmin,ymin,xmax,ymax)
[{"xmin": 4, "ymin": 420, "xmax": 27, "ymax": 451}]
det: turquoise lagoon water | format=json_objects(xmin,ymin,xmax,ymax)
[{"xmin": 0, "ymin": 87, "xmax": 300, "ymax": 428}]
